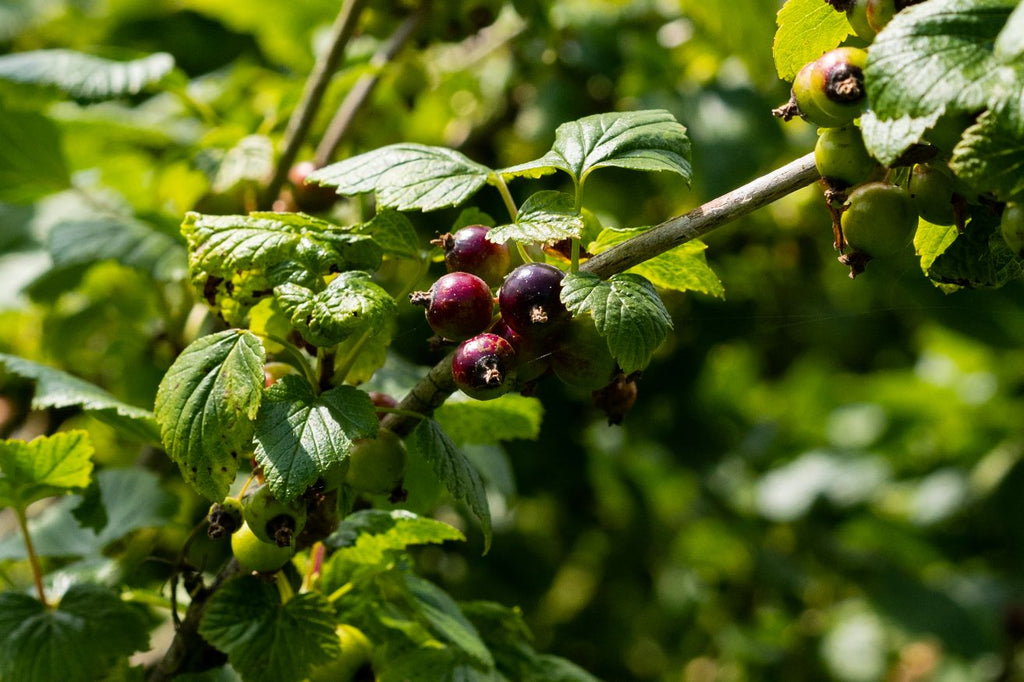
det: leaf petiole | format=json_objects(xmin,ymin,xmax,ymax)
[{"xmin": 15, "ymin": 506, "xmax": 48, "ymax": 607}]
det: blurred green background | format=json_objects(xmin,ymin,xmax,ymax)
[{"xmin": 2, "ymin": 0, "xmax": 1024, "ymax": 680}]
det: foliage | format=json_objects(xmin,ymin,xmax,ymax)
[{"xmin": 0, "ymin": 0, "xmax": 1023, "ymax": 681}]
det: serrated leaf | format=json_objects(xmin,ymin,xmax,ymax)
[
  {"xmin": 354, "ymin": 209, "xmax": 422, "ymax": 260},
  {"xmin": 995, "ymin": 0, "xmax": 1024, "ymax": 62},
  {"xmin": 0, "ymin": 583, "xmax": 149, "ymax": 682},
  {"xmin": 0, "ymin": 468, "xmax": 175, "ymax": 560},
  {"xmin": 859, "ymin": 109, "xmax": 942, "ymax": 167},
  {"xmin": 0, "ymin": 353, "xmax": 160, "ymax": 442},
  {"xmin": 332, "ymin": 324, "xmax": 393, "ymax": 385},
  {"xmin": 48, "ymin": 218, "xmax": 188, "ymax": 282},
  {"xmin": 772, "ymin": 0, "xmax": 851, "ymax": 81},
  {"xmin": 560, "ymin": 272, "xmax": 674, "ymax": 374},
  {"xmin": 309, "ymin": 143, "xmax": 492, "ymax": 212},
  {"xmin": 182, "ymin": 212, "xmax": 382, "ymax": 279},
  {"xmin": 399, "ymin": 573, "xmax": 494, "ymax": 670},
  {"xmin": 590, "ymin": 228, "xmax": 724, "ymax": 297},
  {"xmin": 927, "ymin": 214, "xmax": 1024, "ymax": 288},
  {"xmin": 212, "ymin": 135, "xmax": 274, "ymax": 194},
  {"xmin": 950, "ymin": 107, "xmax": 1024, "ymax": 201},
  {"xmin": 0, "ymin": 109, "xmax": 71, "ymax": 203},
  {"xmin": 488, "ymin": 191, "xmax": 583, "ymax": 246},
  {"xmin": 914, "ymin": 220, "xmax": 960, "ymax": 275},
  {"xmin": 325, "ymin": 509, "xmax": 465, "ymax": 563},
  {"xmin": 154, "ymin": 330, "xmax": 265, "ymax": 501},
  {"xmin": 866, "ymin": 0, "xmax": 1016, "ymax": 121},
  {"xmin": 500, "ymin": 110, "xmax": 691, "ymax": 187},
  {"xmin": 199, "ymin": 575, "xmax": 339, "ymax": 682},
  {"xmin": 254, "ymin": 377, "xmax": 378, "ymax": 503},
  {"xmin": 0, "ymin": 431, "xmax": 93, "ymax": 510},
  {"xmin": 0, "ymin": 49, "xmax": 177, "ymax": 100},
  {"xmin": 434, "ymin": 394, "xmax": 543, "ymax": 445},
  {"xmin": 407, "ymin": 419, "xmax": 492, "ymax": 554},
  {"xmin": 274, "ymin": 271, "xmax": 397, "ymax": 348}
]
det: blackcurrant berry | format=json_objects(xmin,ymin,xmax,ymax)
[
  {"xmin": 908, "ymin": 163, "xmax": 956, "ymax": 226},
  {"xmin": 839, "ymin": 182, "xmax": 917, "ymax": 276},
  {"xmin": 551, "ymin": 316, "xmax": 616, "ymax": 390},
  {"xmin": 231, "ymin": 521, "xmax": 295, "ymax": 573},
  {"xmin": 410, "ymin": 272, "xmax": 494, "ymax": 342},
  {"xmin": 368, "ymin": 391, "xmax": 398, "ymax": 421},
  {"xmin": 288, "ymin": 161, "xmax": 338, "ymax": 213},
  {"xmin": 1001, "ymin": 203, "xmax": 1024, "ymax": 259},
  {"xmin": 345, "ymin": 429, "xmax": 407, "ymax": 495},
  {"xmin": 433, "ymin": 225, "xmax": 511, "ymax": 287},
  {"xmin": 815, "ymin": 125, "xmax": 878, "ymax": 188},
  {"xmin": 242, "ymin": 485, "xmax": 308, "ymax": 548},
  {"xmin": 207, "ymin": 497, "xmax": 244, "ymax": 539},
  {"xmin": 846, "ymin": 0, "xmax": 895, "ymax": 41},
  {"xmin": 497, "ymin": 263, "xmax": 568, "ymax": 339},
  {"xmin": 809, "ymin": 48, "xmax": 868, "ymax": 123},
  {"xmin": 491, "ymin": 319, "xmax": 550, "ymax": 384},
  {"xmin": 776, "ymin": 61, "xmax": 848, "ymax": 127},
  {"xmin": 452, "ymin": 333, "xmax": 517, "ymax": 400}
]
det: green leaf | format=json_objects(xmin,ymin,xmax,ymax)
[
  {"xmin": 309, "ymin": 143, "xmax": 493, "ymax": 212},
  {"xmin": 182, "ymin": 212, "xmax": 383, "ymax": 279},
  {"xmin": 154, "ymin": 330, "xmax": 265, "ymax": 501},
  {"xmin": 590, "ymin": 228, "xmax": 724, "ymax": 297},
  {"xmin": 772, "ymin": 0, "xmax": 851, "ymax": 81},
  {"xmin": 211, "ymin": 135, "xmax": 274, "ymax": 194},
  {"xmin": 399, "ymin": 573, "xmax": 494, "ymax": 669},
  {"xmin": 199, "ymin": 575, "xmax": 339, "ymax": 682},
  {"xmin": 950, "ymin": 106, "xmax": 1024, "ymax": 201},
  {"xmin": 325, "ymin": 509, "xmax": 465, "ymax": 563},
  {"xmin": 434, "ymin": 394, "xmax": 543, "ymax": 445},
  {"xmin": 332, "ymin": 325, "xmax": 394, "ymax": 385},
  {"xmin": 254, "ymin": 377, "xmax": 378, "ymax": 503},
  {"xmin": 488, "ymin": 191, "xmax": 584, "ymax": 246},
  {"xmin": 0, "ymin": 431, "xmax": 93, "ymax": 510},
  {"xmin": 560, "ymin": 272, "xmax": 674, "ymax": 374},
  {"xmin": 0, "ymin": 468, "xmax": 175, "ymax": 560},
  {"xmin": 354, "ymin": 209, "xmax": 422, "ymax": 260},
  {"xmin": 927, "ymin": 214, "xmax": 1023, "ymax": 288},
  {"xmin": 995, "ymin": 1, "xmax": 1024, "ymax": 62},
  {"xmin": 914, "ymin": 220, "xmax": 960, "ymax": 275},
  {"xmin": 500, "ymin": 110, "xmax": 691, "ymax": 187},
  {"xmin": 0, "ymin": 583, "xmax": 149, "ymax": 682},
  {"xmin": 0, "ymin": 109, "xmax": 71, "ymax": 203},
  {"xmin": 0, "ymin": 49, "xmax": 178, "ymax": 100},
  {"xmin": 48, "ymin": 218, "xmax": 188, "ymax": 283},
  {"xmin": 274, "ymin": 271, "xmax": 397, "ymax": 348},
  {"xmin": 407, "ymin": 419, "xmax": 492, "ymax": 554},
  {"xmin": 0, "ymin": 353, "xmax": 160, "ymax": 442},
  {"xmin": 377, "ymin": 649, "xmax": 500, "ymax": 682},
  {"xmin": 865, "ymin": 0, "xmax": 1016, "ymax": 121},
  {"xmin": 859, "ymin": 110, "xmax": 942, "ymax": 168}
]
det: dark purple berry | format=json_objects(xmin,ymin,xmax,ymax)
[
  {"xmin": 288, "ymin": 161, "xmax": 338, "ymax": 213},
  {"xmin": 452, "ymin": 333, "xmax": 516, "ymax": 400},
  {"xmin": 498, "ymin": 263, "xmax": 568, "ymax": 339},
  {"xmin": 491, "ymin": 319, "xmax": 550, "ymax": 384},
  {"xmin": 410, "ymin": 272, "xmax": 494, "ymax": 341},
  {"xmin": 433, "ymin": 225, "xmax": 511, "ymax": 287}
]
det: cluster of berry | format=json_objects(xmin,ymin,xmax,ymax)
[
  {"xmin": 775, "ymin": 2, "xmax": 1023, "ymax": 276},
  {"xmin": 413, "ymin": 226, "xmax": 623, "ymax": 404}
]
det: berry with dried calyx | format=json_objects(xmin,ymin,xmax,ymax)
[
  {"xmin": 242, "ymin": 484, "xmax": 308, "ymax": 548},
  {"xmin": 207, "ymin": 497, "xmax": 244, "ymax": 539},
  {"xmin": 775, "ymin": 61, "xmax": 848, "ymax": 128},
  {"xmin": 433, "ymin": 225, "xmax": 511, "ymax": 287},
  {"xmin": 410, "ymin": 271, "xmax": 495, "ymax": 342},
  {"xmin": 808, "ymin": 47, "xmax": 869, "ymax": 123},
  {"xmin": 491, "ymin": 319, "xmax": 550, "ymax": 384},
  {"xmin": 498, "ymin": 263, "xmax": 568, "ymax": 339},
  {"xmin": 452, "ymin": 332, "xmax": 517, "ymax": 400}
]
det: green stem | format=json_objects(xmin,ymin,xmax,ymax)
[
  {"xmin": 570, "ymin": 238, "xmax": 581, "ymax": 273},
  {"xmin": 493, "ymin": 173, "xmax": 518, "ymax": 222},
  {"xmin": 374, "ymin": 406, "xmax": 429, "ymax": 421},
  {"xmin": 15, "ymin": 507, "xmax": 48, "ymax": 606},
  {"xmin": 316, "ymin": 347, "xmax": 336, "ymax": 393},
  {"xmin": 256, "ymin": 333, "xmax": 318, "ymax": 391}
]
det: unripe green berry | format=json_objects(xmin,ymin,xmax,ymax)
[
  {"xmin": 815, "ymin": 125, "xmax": 878, "ymax": 188},
  {"xmin": 231, "ymin": 521, "xmax": 295, "ymax": 573},
  {"xmin": 908, "ymin": 163, "xmax": 956, "ymax": 226},
  {"xmin": 345, "ymin": 430, "xmax": 407, "ymax": 495},
  {"xmin": 789, "ymin": 62, "xmax": 849, "ymax": 128},
  {"xmin": 1001, "ymin": 203, "xmax": 1024, "ymax": 259},
  {"xmin": 809, "ymin": 48, "xmax": 869, "ymax": 123},
  {"xmin": 242, "ymin": 485, "xmax": 308, "ymax": 548},
  {"xmin": 841, "ymin": 182, "xmax": 917, "ymax": 260}
]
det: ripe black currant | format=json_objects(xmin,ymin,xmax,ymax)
[
  {"xmin": 497, "ymin": 263, "xmax": 568, "ymax": 339},
  {"xmin": 452, "ymin": 332, "xmax": 517, "ymax": 400},
  {"xmin": 433, "ymin": 225, "xmax": 511, "ymax": 287},
  {"xmin": 491, "ymin": 319, "xmax": 550, "ymax": 384},
  {"xmin": 410, "ymin": 271, "xmax": 494, "ymax": 342}
]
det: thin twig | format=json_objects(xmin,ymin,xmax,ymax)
[
  {"xmin": 262, "ymin": 0, "xmax": 369, "ymax": 207},
  {"xmin": 381, "ymin": 153, "xmax": 821, "ymax": 434},
  {"xmin": 314, "ymin": 5, "xmax": 428, "ymax": 167},
  {"xmin": 582, "ymin": 152, "xmax": 819, "ymax": 278},
  {"xmin": 15, "ymin": 507, "xmax": 47, "ymax": 606}
]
